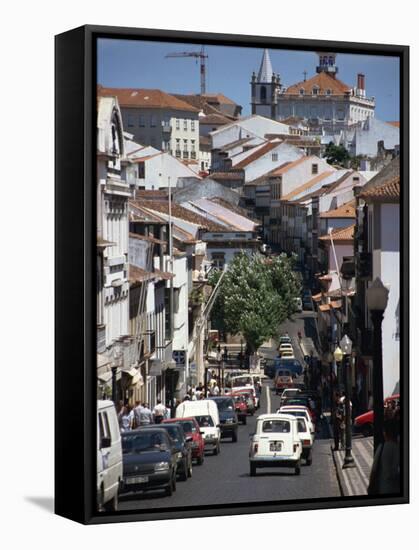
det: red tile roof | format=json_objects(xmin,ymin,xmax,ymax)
[
  {"xmin": 387, "ymin": 121, "xmax": 400, "ymax": 128},
  {"xmin": 319, "ymin": 200, "xmax": 356, "ymax": 219},
  {"xmin": 319, "ymin": 224, "xmax": 355, "ymax": 243},
  {"xmin": 98, "ymin": 86, "xmax": 200, "ymax": 112},
  {"xmin": 359, "ymin": 176, "xmax": 400, "ymax": 202},
  {"xmin": 285, "ymin": 72, "xmax": 351, "ymax": 96}
]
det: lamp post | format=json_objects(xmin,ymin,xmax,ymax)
[
  {"xmin": 333, "ymin": 344, "xmax": 343, "ymax": 395},
  {"xmin": 367, "ymin": 277, "xmax": 389, "ymax": 454},
  {"xmin": 340, "ymin": 334, "xmax": 355, "ymax": 468}
]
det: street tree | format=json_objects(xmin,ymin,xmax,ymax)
[
  {"xmin": 209, "ymin": 253, "xmax": 301, "ymax": 354},
  {"xmin": 324, "ymin": 142, "xmax": 351, "ymax": 167}
]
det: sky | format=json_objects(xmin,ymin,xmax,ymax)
[{"xmin": 97, "ymin": 39, "xmax": 400, "ymax": 121}]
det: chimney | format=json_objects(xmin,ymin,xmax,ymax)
[{"xmin": 357, "ymin": 73, "xmax": 365, "ymax": 96}]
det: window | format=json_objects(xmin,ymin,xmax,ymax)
[
  {"xmin": 272, "ymin": 153, "xmax": 278, "ymax": 162},
  {"xmin": 191, "ymin": 139, "xmax": 195, "ymax": 152},
  {"xmin": 175, "ymin": 119, "xmax": 180, "ymax": 130},
  {"xmin": 150, "ymin": 115, "xmax": 157, "ymax": 127},
  {"xmin": 127, "ymin": 114, "xmax": 134, "ymax": 127},
  {"xmin": 262, "ymin": 420, "xmax": 290, "ymax": 433},
  {"xmin": 312, "ymin": 87, "xmax": 319, "ymax": 95},
  {"xmin": 312, "ymin": 164, "xmax": 318, "ymax": 175},
  {"xmin": 191, "ymin": 120, "xmax": 195, "ymax": 131},
  {"xmin": 326, "ymin": 89, "xmax": 332, "ymax": 96},
  {"xmin": 183, "ymin": 119, "xmax": 188, "ymax": 131},
  {"xmin": 211, "ymin": 253, "xmax": 225, "ymax": 269},
  {"xmin": 137, "ymin": 163, "xmax": 145, "ymax": 179},
  {"xmin": 260, "ymin": 86, "xmax": 267, "ymax": 103},
  {"xmin": 183, "ymin": 139, "xmax": 188, "ymax": 151},
  {"xmin": 299, "ymin": 88, "xmax": 304, "ymax": 96},
  {"xmin": 139, "ymin": 115, "xmax": 146, "ymax": 127}
]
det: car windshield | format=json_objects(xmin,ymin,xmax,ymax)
[
  {"xmin": 161, "ymin": 425, "xmax": 181, "ymax": 442},
  {"xmin": 262, "ymin": 420, "xmax": 290, "ymax": 433},
  {"xmin": 195, "ymin": 415, "xmax": 214, "ymax": 427},
  {"xmin": 214, "ymin": 398, "xmax": 234, "ymax": 411},
  {"xmin": 282, "ymin": 409, "xmax": 308, "ymax": 419},
  {"xmin": 179, "ymin": 421, "xmax": 196, "ymax": 434},
  {"xmin": 122, "ymin": 432, "xmax": 167, "ymax": 454}
]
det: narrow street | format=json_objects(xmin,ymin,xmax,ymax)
[{"xmin": 119, "ymin": 368, "xmax": 339, "ymax": 511}]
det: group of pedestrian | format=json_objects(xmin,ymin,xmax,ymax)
[{"xmin": 116, "ymin": 399, "xmax": 171, "ymax": 432}]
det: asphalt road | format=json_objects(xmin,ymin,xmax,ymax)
[{"xmin": 119, "ymin": 379, "xmax": 340, "ymax": 511}]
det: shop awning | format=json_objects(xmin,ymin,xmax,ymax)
[{"xmin": 122, "ymin": 367, "xmax": 143, "ymax": 386}]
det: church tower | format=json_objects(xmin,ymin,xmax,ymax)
[
  {"xmin": 251, "ymin": 49, "xmax": 281, "ymax": 120},
  {"xmin": 316, "ymin": 52, "xmax": 338, "ymax": 77}
]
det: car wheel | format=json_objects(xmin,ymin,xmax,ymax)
[
  {"xmin": 165, "ymin": 480, "xmax": 173, "ymax": 497},
  {"xmin": 103, "ymin": 492, "xmax": 118, "ymax": 512},
  {"xmin": 250, "ymin": 464, "xmax": 256, "ymax": 476},
  {"xmin": 295, "ymin": 461, "xmax": 301, "ymax": 475},
  {"xmin": 180, "ymin": 460, "xmax": 188, "ymax": 481},
  {"xmin": 232, "ymin": 431, "xmax": 238, "ymax": 443}
]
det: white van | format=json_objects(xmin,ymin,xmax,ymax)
[
  {"xmin": 97, "ymin": 400, "xmax": 123, "ymax": 511},
  {"xmin": 176, "ymin": 400, "xmax": 221, "ymax": 455}
]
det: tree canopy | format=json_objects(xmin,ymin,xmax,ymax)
[
  {"xmin": 324, "ymin": 142, "xmax": 350, "ymax": 167},
  {"xmin": 208, "ymin": 253, "xmax": 301, "ymax": 353}
]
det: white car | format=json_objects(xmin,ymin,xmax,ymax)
[
  {"xmin": 249, "ymin": 414, "xmax": 302, "ymax": 476},
  {"xmin": 280, "ymin": 388, "xmax": 301, "ymax": 406},
  {"xmin": 279, "ymin": 343, "xmax": 293, "ymax": 353},
  {"xmin": 278, "ymin": 406, "xmax": 315, "ymax": 436},
  {"xmin": 176, "ymin": 399, "xmax": 221, "ymax": 455},
  {"xmin": 296, "ymin": 416, "xmax": 314, "ymax": 465}
]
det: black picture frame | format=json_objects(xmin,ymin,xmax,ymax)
[{"xmin": 55, "ymin": 24, "xmax": 409, "ymax": 525}]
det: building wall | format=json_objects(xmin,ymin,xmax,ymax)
[
  {"xmin": 243, "ymin": 143, "xmax": 304, "ymax": 182},
  {"xmin": 372, "ymin": 202, "xmax": 400, "ymax": 397},
  {"xmin": 120, "ymin": 106, "xmax": 199, "ymax": 157},
  {"xmin": 136, "ymin": 152, "xmax": 199, "ymax": 189},
  {"xmin": 351, "ymin": 118, "xmax": 400, "ymax": 157}
]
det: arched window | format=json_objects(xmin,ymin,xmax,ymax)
[
  {"xmin": 299, "ymin": 88, "xmax": 305, "ymax": 96},
  {"xmin": 326, "ymin": 89, "xmax": 332, "ymax": 96},
  {"xmin": 312, "ymin": 86, "xmax": 319, "ymax": 96},
  {"xmin": 260, "ymin": 86, "xmax": 267, "ymax": 103}
]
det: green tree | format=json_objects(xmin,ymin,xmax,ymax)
[
  {"xmin": 324, "ymin": 142, "xmax": 350, "ymax": 167},
  {"xmin": 209, "ymin": 253, "xmax": 301, "ymax": 353}
]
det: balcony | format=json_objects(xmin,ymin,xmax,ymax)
[
  {"xmin": 162, "ymin": 123, "xmax": 172, "ymax": 134},
  {"xmin": 182, "ymin": 151, "xmax": 189, "ymax": 159}
]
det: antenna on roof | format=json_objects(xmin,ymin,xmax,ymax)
[{"xmin": 303, "ymin": 70, "xmax": 307, "ymax": 82}]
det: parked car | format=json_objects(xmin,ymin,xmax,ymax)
[
  {"xmin": 209, "ymin": 396, "xmax": 239, "ymax": 442},
  {"xmin": 176, "ymin": 400, "xmax": 221, "ymax": 455},
  {"xmin": 97, "ymin": 400, "xmax": 123, "ymax": 512},
  {"xmin": 249, "ymin": 414, "xmax": 302, "ymax": 476},
  {"xmin": 354, "ymin": 394, "xmax": 400, "ymax": 437},
  {"xmin": 296, "ymin": 416, "xmax": 314, "ymax": 465},
  {"xmin": 278, "ymin": 406, "xmax": 315, "ymax": 436},
  {"xmin": 158, "ymin": 422, "xmax": 193, "ymax": 481},
  {"xmin": 233, "ymin": 395, "xmax": 248, "ymax": 424},
  {"xmin": 279, "ymin": 335, "xmax": 292, "ymax": 346},
  {"xmin": 163, "ymin": 417, "xmax": 205, "ymax": 465},
  {"xmin": 274, "ymin": 369, "xmax": 294, "ymax": 394},
  {"xmin": 120, "ymin": 427, "xmax": 178, "ymax": 497}
]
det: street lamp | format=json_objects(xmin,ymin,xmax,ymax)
[
  {"xmin": 334, "ymin": 345, "xmax": 343, "ymax": 391},
  {"xmin": 367, "ymin": 277, "xmax": 389, "ymax": 454},
  {"xmin": 340, "ymin": 334, "xmax": 355, "ymax": 468}
]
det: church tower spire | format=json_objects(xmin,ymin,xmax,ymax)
[{"xmin": 251, "ymin": 49, "xmax": 281, "ymax": 119}]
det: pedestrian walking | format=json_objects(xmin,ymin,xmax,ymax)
[
  {"xmin": 133, "ymin": 400, "xmax": 143, "ymax": 428},
  {"xmin": 119, "ymin": 404, "xmax": 134, "ymax": 432},
  {"xmin": 331, "ymin": 397, "xmax": 344, "ymax": 451},
  {"xmin": 138, "ymin": 402, "xmax": 153, "ymax": 426},
  {"xmin": 153, "ymin": 399, "xmax": 166, "ymax": 424}
]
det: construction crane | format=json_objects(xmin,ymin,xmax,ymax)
[{"xmin": 165, "ymin": 46, "xmax": 208, "ymax": 95}]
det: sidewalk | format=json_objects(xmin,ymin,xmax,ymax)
[{"xmin": 331, "ymin": 431, "xmax": 374, "ymax": 496}]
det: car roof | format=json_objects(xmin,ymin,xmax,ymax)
[
  {"xmin": 124, "ymin": 426, "xmax": 168, "ymax": 435},
  {"xmin": 164, "ymin": 417, "xmax": 198, "ymax": 424},
  {"xmin": 257, "ymin": 413, "xmax": 297, "ymax": 422}
]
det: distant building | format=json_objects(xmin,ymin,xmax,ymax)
[
  {"xmin": 98, "ymin": 86, "xmax": 200, "ymax": 160},
  {"xmin": 250, "ymin": 50, "xmax": 376, "ymax": 133}
]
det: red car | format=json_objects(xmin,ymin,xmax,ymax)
[
  {"xmin": 232, "ymin": 395, "xmax": 248, "ymax": 425},
  {"xmin": 163, "ymin": 417, "xmax": 205, "ymax": 465},
  {"xmin": 354, "ymin": 394, "xmax": 400, "ymax": 437}
]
